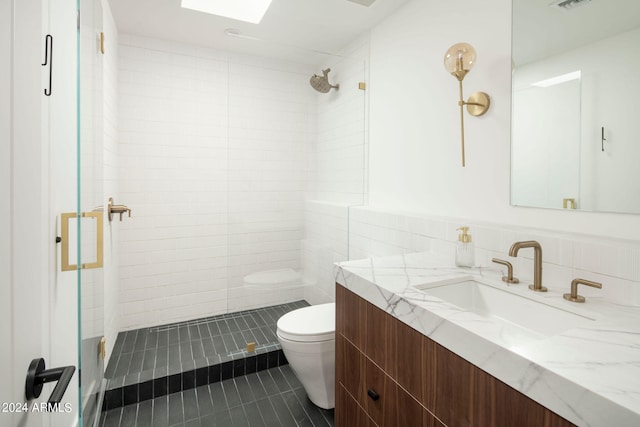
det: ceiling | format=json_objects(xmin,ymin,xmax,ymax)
[
  {"xmin": 108, "ymin": 0, "xmax": 640, "ymax": 70},
  {"xmin": 107, "ymin": 0, "xmax": 410, "ymax": 65},
  {"xmin": 513, "ymin": 0, "xmax": 640, "ymax": 66}
]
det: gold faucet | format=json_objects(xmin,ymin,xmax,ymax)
[
  {"xmin": 563, "ymin": 278, "xmax": 602, "ymax": 303},
  {"xmin": 491, "ymin": 258, "xmax": 519, "ymax": 284},
  {"xmin": 508, "ymin": 240, "xmax": 547, "ymax": 292},
  {"xmin": 108, "ymin": 197, "xmax": 132, "ymax": 222}
]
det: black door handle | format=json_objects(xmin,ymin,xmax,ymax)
[{"xmin": 25, "ymin": 358, "xmax": 75, "ymax": 408}]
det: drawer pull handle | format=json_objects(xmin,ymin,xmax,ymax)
[{"xmin": 367, "ymin": 388, "xmax": 380, "ymax": 401}]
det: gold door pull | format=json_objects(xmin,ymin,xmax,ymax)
[
  {"xmin": 60, "ymin": 211, "xmax": 103, "ymax": 271},
  {"xmin": 108, "ymin": 197, "xmax": 132, "ymax": 221}
]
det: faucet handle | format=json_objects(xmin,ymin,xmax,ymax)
[
  {"xmin": 107, "ymin": 197, "xmax": 132, "ymax": 222},
  {"xmin": 491, "ymin": 258, "xmax": 519, "ymax": 284},
  {"xmin": 118, "ymin": 207, "xmax": 132, "ymax": 221},
  {"xmin": 563, "ymin": 278, "xmax": 602, "ymax": 303}
]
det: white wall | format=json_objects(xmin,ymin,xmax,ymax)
[
  {"xmin": 367, "ymin": 0, "xmax": 640, "ymax": 241},
  {"xmin": 0, "ymin": 0, "xmax": 13, "ymax": 422}
]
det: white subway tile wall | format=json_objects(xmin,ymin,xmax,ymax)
[
  {"xmin": 117, "ymin": 35, "xmax": 320, "ymax": 330},
  {"xmin": 311, "ymin": 38, "xmax": 368, "ymax": 205},
  {"xmin": 348, "ymin": 206, "xmax": 640, "ymax": 307},
  {"xmin": 300, "ymin": 36, "xmax": 369, "ymax": 305},
  {"xmin": 226, "ymin": 56, "xmax": 315, "ymax": 312}
]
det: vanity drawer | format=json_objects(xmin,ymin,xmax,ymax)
[
  {"xmin": 338, "ymin": 332, "xmax": 438, "ymax": 427},
  {"xmin": 336, "ymin": 334, "xmax": 364, "ymax": 402},
  {"xmin": 336, "ymin": 384, "xmax": 376, "ymax": 427},
  {"xmin": 336, "ymin": 283, "xmax": 367, "ymax": 349},
  {"xmin": 364, "ymin": 357, "xmax": 397, "ymax": 426}
]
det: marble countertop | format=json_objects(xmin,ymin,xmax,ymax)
[{"xmin": 334, "ymin": 251, "xmax": 640, "ymax": 427}]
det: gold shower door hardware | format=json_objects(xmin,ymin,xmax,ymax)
[
  {"xmin": 99, "ymin": 337, "xmax": 106, "ymax": 360},
  {"xmin": 108, "ymin": 197, "xmax": 131, "ymax": 221},
  {"xmin": 60, "ymin": 211, "xmax": 104, "ymax": 271},
  {"xmin": 563, "ymin": 198, "xmax": 576, "ymax": 209}
]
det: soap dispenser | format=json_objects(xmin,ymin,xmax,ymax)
[{"xmin": 455, "ymin": 226, "xmax": 474, "ymax": 268}]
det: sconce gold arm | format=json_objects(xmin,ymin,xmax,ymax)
[
  {"xmin": 455, "ymin": 82, "xmax": 490, "ymax": 167},
  {"xmin": 465, "ymin": 92, "xmax": 491, "ymax": 116},
  {"xmin": 458, "ymin": 80, "xmax": 467, "ymax": 167},
  {"xmin": 61, "ymin": 211, "xmax": 104, "ymax": 271}
]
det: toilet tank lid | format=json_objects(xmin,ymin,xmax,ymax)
[
  {"xmin": 244, "ymin": 268, "xmax": 301, "ymax": 286},
  {"xmin": 277, "ymin": 303, "xmax": 335, "ymax": 339}
]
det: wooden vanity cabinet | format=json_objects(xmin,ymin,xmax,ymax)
[{"xmin": 335, "ymin": 284, "xmax": 575, "ymax": 427}]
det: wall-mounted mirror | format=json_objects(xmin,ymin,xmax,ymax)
[{"xmin": 511, "ymin": 0, "xmax": 640, "ymax": 214}]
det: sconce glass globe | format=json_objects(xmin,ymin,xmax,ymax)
[{"xmin": 444, "ymin": 42, "xmax": 476, "ymax": 80}]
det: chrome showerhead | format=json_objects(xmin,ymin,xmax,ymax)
[{"xmin": 310, "ymin": 68, "xmax": 339, "ymax": 93}]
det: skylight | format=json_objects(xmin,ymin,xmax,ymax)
[{"xmin": 181, "ymin": 0, "xmax": 273, "ymax": 24}]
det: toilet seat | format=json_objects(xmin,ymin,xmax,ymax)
[{"xmin": 276, "ymin": 303, "xmax": 335, "ymax": 343}]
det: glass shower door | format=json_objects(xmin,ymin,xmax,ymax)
[{"xmin": 78, "ymin": 0, "xmax": 106, "ymax": 424}]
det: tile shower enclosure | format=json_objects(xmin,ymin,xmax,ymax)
[{"xmin": 114, "ymin": 34, "xmax": 367, "ymax": 333}]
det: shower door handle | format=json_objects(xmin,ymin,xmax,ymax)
[
  {"xmin": 25, "ymin": 358, "xmax": 75, "ymax": 407},
  {"xmin": 60, "ymin": 211, "xmax": 104, "ymax": 271}
]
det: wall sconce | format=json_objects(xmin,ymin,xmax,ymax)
[{"xmin": 444, "ymin": 42, "xmax": 491, "ymax": 167}]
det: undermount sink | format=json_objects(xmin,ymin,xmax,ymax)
[{"xmin": 414, "ymin": 278, "xmax": 595, "ymax": 341}]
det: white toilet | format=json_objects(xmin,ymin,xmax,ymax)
[{"xmin": 276, "ymin": 302, "xmax": 335, "ymax": 409}]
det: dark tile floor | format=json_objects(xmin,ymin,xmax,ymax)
[
  {"xmin": 100, "ymin": 365, "xmax": 334, "ymax": 427},
  {"xmin": 103, "ymin": 301, "xmax": 310, "ymax": 410},
  {"xmin": 106, "ymin": 301, "xmax": 310, "ymax": 381}
]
